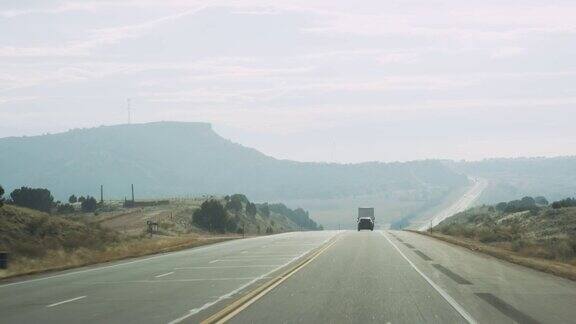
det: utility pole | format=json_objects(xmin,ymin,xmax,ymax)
[
  {"xmin": 127, "ymin": 98, "xmax": 132, "ymax": 124},
  {"xmin": 131, "ymin": 184, "xmax": 135, "ymax": 204},
  {"xmin": 100, "ymin": 185, "xmax": 104, "ymax": 204}
]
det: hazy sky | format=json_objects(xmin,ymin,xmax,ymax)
[{"xmin": 1, "ymin": 0, "xmax": 576, "ymax": 162}]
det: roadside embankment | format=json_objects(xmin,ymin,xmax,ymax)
[
  {"xmin": 0, "ymin": 233, "xmax": 239, "ymax": 280},
  {"xmin": 409, "ymin": 230, "xmax": 576, "ymax": 281},
  {"xmin": 0, "ymin": 204, "xmax": 241, "ymax": 280}
]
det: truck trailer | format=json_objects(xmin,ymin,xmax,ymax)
[{"xmin": 357, "ymin": 207, "xmax": 375, "ymax": 231}]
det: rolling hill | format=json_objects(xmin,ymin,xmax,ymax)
[
  {"xmin": 0, "ymin": 122, "xmax": 468, "ymax": 202},
  {"xmin": 452, "ymin": 157, "xmax": 576, "ymax": 203}
]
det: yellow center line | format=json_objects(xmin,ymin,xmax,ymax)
[{"xmin": 201, "ymin": 234, "xmax": 341, "ymax": 324}]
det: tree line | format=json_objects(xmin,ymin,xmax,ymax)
[
  {"xmin": 192, "ymin": 194, "xmax": 321, "ymax": 234},
  {"xmin": 268, "ymin": 203, "xmax": 321, "ymax": 230},
  {"xmin": 494, "ymin": 196, "xmax": 548, "ymax": 214},
  {"xmin": 193, "ymin": 194, "xmax": 273, "ymax": 234},
  {"xmin": 493, "ymin": 195, "xmax": 576, "ymax": 212},
  {"xmin": 0, "ymin": 184, "xmax": 98, "ymax": 213},
  {"xmin": 551, "ymin": 197, "xmax": 576, "ymax": 209},
  {"xmin": 0, "ymin": 184, "xmax": 322, "ymax": 234}
]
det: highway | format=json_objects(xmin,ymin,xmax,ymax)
[
  {"xmin": 417, "ymin": 177, "xmax": 488, "ymax": 231},
  {"xmin": 2, "ymin": 230, "xmax": 576, "ymax": 323}
]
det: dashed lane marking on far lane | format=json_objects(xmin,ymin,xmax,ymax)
[
  {"xmin": 155, "ymin": 271, "xmax": 174, "ymax": 278},
  {"xmin": 380, "ymin": 231, "xmax": 477, "ymax": 324},
  {"xmin": 175, "ymin": 265, "xmax": 282, "ymax": 270},
  {"xmin": 46, "ymin": 296, "xmax": 86, "ymax": 308}
]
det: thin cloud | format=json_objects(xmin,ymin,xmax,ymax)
[
  {"xmin": 2, "ymin": 0, "xmax": 576, "ymax": 161},
  {"xmin": 0, "ymin": 4, "xmax": 208, "ymax": 58}
]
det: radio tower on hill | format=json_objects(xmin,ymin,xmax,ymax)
[{"xmin": 127, "ymin": 98, "xmax": 132, "ymax": 124}]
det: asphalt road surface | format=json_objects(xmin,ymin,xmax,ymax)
[
  {"xmin": 417, "ymin": 177, "xmax": 488, "ymax": 231},
  {"xmin": 2, "ymin": 230, "xmax": 576, "ymax": 323}
]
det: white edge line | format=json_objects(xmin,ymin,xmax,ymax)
[
  {"xmin": 155, "ymin": 271, "xmax": 174, "ymax": 278},
  {"xmin": 380, "ymin": 231, "xmax": 477, "ymax": 324},
  {"xmin": 46, "ymin": 296, "xmax": 86, "ymax": 308}
]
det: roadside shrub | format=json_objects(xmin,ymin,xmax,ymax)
[
  {"xmin": 508, "ymin": 223, "xmax": 521, "ymax": 236},
  {"xmin": 225, "ymin": 198, "xmax": 242, "ymax": 214},
  {"xmin": 246, "ymin": 202, "xmax": 257, "ymax": 218},
  {"xmin": 475, "ymin": 226, "xmax": 515, "ymax": 243},
  {"xmin": 496, "ymin": 197, "xmax": 538, "ymax": 214},
  {"xmin": 0, "ymin": 184, "xmax": 4, "ymax": 207},
  {"xmin": 226, "ymin": 217, "xmax": 238, "ymax": 232},
  {"xmin": 81, "ymin": 196, "xmax": 98, "ymax": 212},
  {"xmin": 495, "ymin": 202, "xmax": 508, "ymax": 212},
  {"xmin": 551, "ymin": 198, "xmax": 576, "ymax": 209},
  {"xmin": 477, "ymin": 228, "xmax": 500, "ymax": 243},
  {"xmin": 193, "ymin": 199, "xmax": 228, "ymax": 233},
  {"xmin": 439, "ymin": 224, "xmax": 474, "ymax": 238},
  {"xmin": 511, "ymin": 238, "xmax": 527, "ymax": 252},
  {"xmin": 24, "ymin": 215, "xmax": 49, "ymax": 236},
  {"xmin": 546, "ymin": 238, "xmax": 576, "ymax": 260},
  {"xmin": 57, "ymin": 203, "xmax": 75, "ymax": 214},
  {"xmin": 13, "ymin": 241, "xmax": 47, "ymax": 258},
  {"xmin": 268, "ymin": 203, "xmax": 318, "ymax": 230},
  {"xmin": 230, "ymin": 194, "xmax": 249, "ymax": 204},
  {"xmin": 259, "ymin": 203, "xmax": 270, "ymax": 218}
]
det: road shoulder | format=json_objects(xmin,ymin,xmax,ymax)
[{"xmin": 408, "ymin": 230, "xmax": 576, "ymax": 281}]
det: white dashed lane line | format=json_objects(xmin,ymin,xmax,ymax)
[
  {"xmin": 174, "ymin": 265, "xmax": 282, "ymax": 270},
  {"xmin": 155, "ymin": 272, "xmax": 174, "ymax": 278},
  {"xmin": 46, "ymin": 296, "xmax": 86, "ymax": 308}
]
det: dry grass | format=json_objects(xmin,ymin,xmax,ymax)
[
  {"xmin": 0, "ymin": 234, "xmax": 239, "ymax": 279},
  {"xmin": 0, "ymin": 204, "xmax": 247, "ymax": 280},
  {"xmin": 410, "ymin": 230, "xmax": 576, "ymax": 281}
]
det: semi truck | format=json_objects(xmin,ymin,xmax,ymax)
[{"xmin": 357, "ymin": 207, "xmax": 375, "ymax": 231}]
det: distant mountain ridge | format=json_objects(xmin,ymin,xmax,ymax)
[
  {"xmin": 0, "ymin": 122, "xmax": 468, "ymax": 200},
  {"xmin": 451, "ymin": 157, "xmax": 576, "ymax": 203}
]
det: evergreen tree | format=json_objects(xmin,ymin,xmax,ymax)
[{"xmin": 10, "ymin": 187, "xmax": 55, "ymax": 212}]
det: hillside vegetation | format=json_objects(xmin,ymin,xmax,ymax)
[
  {"xmin": 434, "ymin": 196, "xmax": 576, "ymax": 264},
  {"xmin": 0, "ymin": 122, "xmax": 468, "ymax": 202},
  {"xmin": 0, "ymin": 204, "xmax": 119, "ymax": 259},
  {"xmin": 0, "ymin": 188, "xmax": 319, "ymax": 278},
  {"xmin": 453, "ymin": 157, "xmax": 576, "ymax": 203}
]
